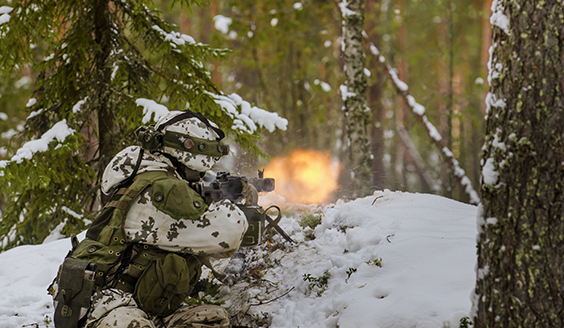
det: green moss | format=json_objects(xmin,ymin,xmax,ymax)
[
  {"xmin": 299, "ymin": 212, "xmax": 322, "ymax": 230},
  {"xmin": 303, "ymin": 270, "xmax": 331, "ymax": 297}
]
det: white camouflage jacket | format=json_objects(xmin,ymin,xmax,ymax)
[{"xmin": 101, "ymin": 146, "xmax": 248, "ymax": 258}]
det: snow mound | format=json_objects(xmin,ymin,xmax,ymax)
[{"xmin": 0, "ymin": 191, "xmax": 477, "ymax": 328}]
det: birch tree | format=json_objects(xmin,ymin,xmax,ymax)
[
  {"xmin": 473, "ymin": 0, "xmax": 564, "ymax": 326},
  {"xmin": 339, "ymin": 0, "xmax": 373, "ymax": 197}
]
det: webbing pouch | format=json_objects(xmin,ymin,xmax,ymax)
[
  {"xmin": 53, "ymin": 257, "xmax": 97, "ymax": 328},
  {"xmin": 133, "ymin": 253, "xmax": 200, "ymax": 317},
  {"xmin": 151, "ymin": 177, "xmax": 208, "ymax": 219}
]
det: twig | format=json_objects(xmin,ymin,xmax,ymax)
[
  {"xmin": 249, "ymin": 286, "xmax": 295, "ymax": 306},
  {"xmin": 371, "ymin": 195, "xmax": 384, "ymax": 205}
]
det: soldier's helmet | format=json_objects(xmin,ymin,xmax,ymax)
[{"xmin": 137, "ymin": 110, "xmax": 229, "ymax": 173}]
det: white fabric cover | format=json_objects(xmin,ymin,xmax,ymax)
[{"xmin": 101, "ymin": 144, "xmax": 247, "ymax": 258}]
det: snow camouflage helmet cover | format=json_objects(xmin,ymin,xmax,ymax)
[
  {"xmin": 154, "ymin": 110, "xmax": 225, "ymax": 172},
  {"xmin": 101, "ymin": 111, "xmax": 227, "ymax": 195}
]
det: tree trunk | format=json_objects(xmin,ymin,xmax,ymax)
[
  {"xmin": 366, "ymin": 0, "xmax": 385, "ymax": 190},
  {"xmin": 443, "ymin": 0, "xmax": 454, "ymax": 198},
  {"xmin": 474, "ymin": 0, "xmax": 564, "ymax": 326},
  {"xmin": 93, "ymin": 0, "xmax": 117, "ymax": 188},
  {"xmin": 340, "ymin": 0, "xmax": 373, "ymax": 197}
]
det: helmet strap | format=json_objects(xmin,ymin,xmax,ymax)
[{"xmin": 160, "ymin": 152, "xmax": 204, "ymax": 182}]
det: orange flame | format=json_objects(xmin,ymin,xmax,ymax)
[{"xmin": 264, "ymin": 149, "xmax": 341, "ymax": 204}]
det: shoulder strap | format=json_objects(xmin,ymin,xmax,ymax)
[{"xmin": 86, "ymin": 171, "xmax": 165, "ymax": 241}]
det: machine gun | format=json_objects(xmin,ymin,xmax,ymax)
[{"xmin": 202, "ymin": 170, "xmax": 295, "ymax": 246}]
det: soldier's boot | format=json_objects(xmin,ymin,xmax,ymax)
[{"xmin": 162, "ymin": 304, "xmax": 230, "ymax": 328}]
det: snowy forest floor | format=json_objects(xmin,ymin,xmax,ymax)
[{"xmin": 0, "ymin": 190, "xmax": 478, "ymax": 328}]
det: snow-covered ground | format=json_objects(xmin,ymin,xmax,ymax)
[{"xmin": 0, "ymin": 190, "xmax": 478, "ymax": 328}]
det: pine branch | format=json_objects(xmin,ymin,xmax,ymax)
[{"xmin": 362, "ymin": 32, "xmax": 480, "ymax": 205}]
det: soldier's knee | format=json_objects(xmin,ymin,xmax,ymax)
[
  {"xmin": 87, "ymin": 306, "xmax": 155, "ymax": 328},
  {"xmin": 165, "ymin": 304, "xmax": 230, "ymax": 328}
]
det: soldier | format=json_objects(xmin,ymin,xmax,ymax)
[{"xmin": 50, "ymin": 110, "xmax": 250, "ymax": 328}]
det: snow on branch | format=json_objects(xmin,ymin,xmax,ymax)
[
  {"xmin": 206, "ymin": 92, "xmax": 288, "ymax": 134},
  {"xmin": 136, "ymin": 95, "xmax": 288, "ymax": 136},
  {"xmin": 135, "ymin": 98, "xmax": 170, "ymax": 124},
  {"xmin": 363, "ymin": 33, "xmax": 480, "ymax": 205},
  {"xmin": 0, "ymin": 120, "xmax": 75, "ymax": 168},
  {"xmin": 151, "ymin": 25, "xmax": 196, "ymax": 48},
  {"xmin": 0, "ymin": 6, "xmax": 12, "ymax": 25}
]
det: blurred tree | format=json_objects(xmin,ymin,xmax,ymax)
[
  {"xmin": 365, "ymin": 0, "xmax": 386, "ymax": 190},
  {"xmin": 339, "ymin": 0, "xmax": 373, "ymax": 197},
  {"xmin": 192, "ymin": 1, "xmax": 343, "ymax": 165}
]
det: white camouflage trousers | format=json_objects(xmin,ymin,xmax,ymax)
[{"xmin": 85, "ymin": 289, "xmax": 230, "ymax": 328}]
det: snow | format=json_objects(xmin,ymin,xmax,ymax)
[
  {"xmin": 151, "ymin": 25, "xmax": 195, "ymax": 47},
  {"xmin": 423, "ymin": 116, "xmax": 442, "ymax": 142},
  {"xmin": 270, "ymin": 18, "xmax": 278, "ymax": 27},
  {"xmin": 26, "ymin": 98, "xmax": 37, "ymax": 107},
  {"xmin": 136, "ymin": 96, "xmax": 288, "ymax": 134},
  {"xmin": 136, "ymin": 98, "xmax": 170, "ymax": 124},
  {"xmin": 338, "ymin": 1, "xmax": 357, "ymax": 17},
  {"xmin": 213, "ymin": 15, "xmax": 232, "ymax": 34},
  {"xmin": 26, "ymin": 108, "xmax": 44, "ymax": 120},
  {"xmin": 262, "ymin": 191, "xmax": 476, "ymax": 328},
  {"xmin": 0, "ymin": 233, "xmax": 79, "ymax": 327},
  {"xmin": 490, "ymin": 0, "xmax": 510, "ymax": 35},
  {"xmin": 339, "ymin": 85, "xmax": 356, "ymax": 101},
  {"xmin": 72, "ymin": 97, "xmax": 88, "ymax": 113},
  {"xmin": 0, "ymin": 120, "xmax": 75, "ymax": 166},
  {"xmin": 0, "ymin": 191, "xmax": 477, "ymax": 328},
  {"xmin": 485, "ymin": 92, "xmax": 506, "ymax": 114},
  {"xmin": 314, "ymin": 80, "xmax": 332, "ymax": 92},
  {"xmin": 407, "ymin": 95, "xmax": 425, "ymax": 115},
  {"xmin": 0, "ymin": 6, "xmax": 11, "ymax": 25},
  {"xmin": 481, "ymin": 157, "xmax": 498, "ymax": 186},
  {"xmin": 389, "ymin": 69, "xmax": 408, "ymax": 91},
  {"xmin": 207, "ymin": 92, "xmax": 288, "ymax": 133},
  {"xmin": 492, "ymin": 129, "xmax": 506, "ymax": 151},
  {"xmin": 0, "ymin": 6, "xmax": 12, "ymax": 15}
]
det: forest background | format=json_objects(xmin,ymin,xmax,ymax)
[{"xmin": 0, "ymin": 0, "xmax": 492, "ymax": 247}]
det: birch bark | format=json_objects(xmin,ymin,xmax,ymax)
[{"xmin": 340, "ymin": 0, "xmax": 373, "ymax": 197}]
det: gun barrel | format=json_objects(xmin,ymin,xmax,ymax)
[{"xmin": 249, "ymin": 177, "xmax": 275, "ymax": 193}]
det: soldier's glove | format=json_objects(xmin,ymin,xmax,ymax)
[{"xmin": 241, "ymin": 181, "xmax": 259, "ymax": 206}]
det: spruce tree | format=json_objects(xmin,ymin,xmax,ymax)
[{"xmin": 0, "ymin": 0, "xmax": 286, "ymax": 250}]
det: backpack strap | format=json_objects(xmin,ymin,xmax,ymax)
[{"xmin": 86, "ymin": 173, "xmax": 160, "ymax": 241}]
